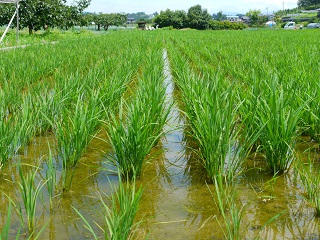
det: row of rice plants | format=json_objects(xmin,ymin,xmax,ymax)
[
  {"xmin": 167, "ymin": 30, "xmax": 320, "ymax": 175},
  {"xmin": 106, "ymin": 44, "xmax": 171, "ymax": 180},
  {"xmin": 0, "ymin": 32, "xmax": 152, "ymax": 238},
  {"xmin": 165, "ymin": 30, "xmax": 320, "ymax": 238}
]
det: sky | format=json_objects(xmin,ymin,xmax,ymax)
[{"xmin": 73, "ymin": 0, "xmax": 298, "ymax": 15}]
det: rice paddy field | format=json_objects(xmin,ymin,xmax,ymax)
[{"xmin": 0, "ymin": 28, "xmax": 320, "ymax": 239}]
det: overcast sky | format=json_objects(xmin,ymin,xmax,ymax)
[{"xmin": 73, "ymin": 0, "xmax": 298, "ymax": 15}]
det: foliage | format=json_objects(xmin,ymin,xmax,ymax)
[
  {"xmin": 92, "ymin": 12, "xmax": 126, "ymax": 31},
  {"xmin": 127, "ymin": 11, "xmax": 152, "ymax": 22},
  {"xmin": 213, "ymin": 11, "xmax": 227, "ymax": 21},
  {"xmin": 298, "ymin": 0, "xmax": 320, "ymax": 7},
  {"xmin": 246, "ymin": 9, "xmax": 261, "ymax": 26},
  {"xmin": 153, "ymin": 9, "xmax": 187, "ymax": 29},
  {"xmin": 208, "ymin": 20, "xmax": 247, "ymax": 30},
  {"xmin": 0, "ymin": 0, "xmax": 91, "ymax": 34},
  {"xmin": 187, "ymin": 4, "xmax": 211, "ymax": 30}
]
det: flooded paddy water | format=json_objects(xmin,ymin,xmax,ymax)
[{"xmin": 1, "ymin": 42, "xmax": 320, "ymax": 240}]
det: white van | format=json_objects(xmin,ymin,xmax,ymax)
[{"xmin": 284, "ymin": 21, "xmax": 296, "ymax": 29}]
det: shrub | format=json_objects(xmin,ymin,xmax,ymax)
[{"xmin": 209, "ymin": 20, "xmax": 247, "ymax": 30}]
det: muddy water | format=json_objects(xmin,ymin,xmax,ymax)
[{"xmin": 1, "ymin": 54, "xmax": 320, "ymax": 239}]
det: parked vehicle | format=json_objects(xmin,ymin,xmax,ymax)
[
  {"xmin": 284, "ymin": 21, "xmax": 296, "ymax": 29},
  {"xmin": 265, "ymin": 21, "xmax": 277, "ymax": 27},
  {"xmin": 307, "ymin": 23, "xmax": 320, "ymax": 28}
]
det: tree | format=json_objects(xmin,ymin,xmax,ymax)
[
  {"xmin": 93, "ymin": 13, "xmax": 126, "ymax": 31},
  {"xmin": 246, "ymin": 9, "xmax": 261, "ymax": 26},
  {"xmin": 298, "ymin": 0, "xmax": 320, "ymax": 8},
  {"xmin": 19, "ymin": 0, "xmax": 66, "ymax": 34},
  {"xmin": 216, "ymin": 11, "xmax": 227, "ymax": 21},
  {"xmin": 187, "ymin": 5, "xmax": 211, "ymax": 30},
  {"xmin": 0, "ymin": 0, "xmax": 91, "ymax": 34},
  {"xmin": 153, "ymin": 9, "xmax": 187, "ymax": 29}
]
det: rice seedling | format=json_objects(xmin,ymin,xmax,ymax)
[
  {"xmin": 73, "ymin": 172, "xmax": 143, "ymax": 240},
  {"xmin": 54, "ymin": 93, "xmax": 100, "ymax": 191},
  {"xmin": 106, "ymin": 49, "xmax": 170, "ymax": 180},
  {"xmin": 0, "ymin": 112, "xmax": 18, "ymax": 170},
  {"xmin": 106, "ymin": 99, "xmax": 158, "ymax": 180},
  {"xmin": 295, "ymin": 153, "xmax": 320, "ymax": 216},
  {"xmin": 174, "ymin": 70, "xmax": 243, "ymax": 181},
  {"xmin": 253, "ymin": 77, "xmax": 305, "ymax": 174},
  {"xmin": 16, "ymin": 163, "xmax": 47, "ymax": 235},
  {"xmin": 0, "ymin": 202, "xmax": 12, "ymax": 240},
  {"xmin": 45, "ymin": 146, "xmax": 57, "ymax": 207},
  {"xmin": 207, "ymin": 174, "xmax": 245, "ymax": 240}
]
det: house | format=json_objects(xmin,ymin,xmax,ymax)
[
  {"xmin": 126, "ymin": 18, "xmax": 135, "ymax": 24},
  {"xmin": 241, "ymin": 16, "xmax": 250, "ymax": 24},
  {"xmin": 227, "ymin": 15, "xmax": 240, "ymax": 22}
]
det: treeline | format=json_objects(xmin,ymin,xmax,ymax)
[
  {"xmin": 153, "ymin": 5, "xmax": 246, "ymax": 30},
  {"xmin": 0, "ymin": 0, "xmax": 91, "ymax": 34}
]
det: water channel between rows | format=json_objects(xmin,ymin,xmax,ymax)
[{"xmin": 1, "ymin": 49, "xmax": 320, "ymax": 239}]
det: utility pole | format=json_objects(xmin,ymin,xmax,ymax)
[
  {"xmin": 16, "ymin": 1, "xmax": 19, "ymax": 43},
  {"xmin": 266, "ymin": 7, "xmax": 269, "ymax": 20}
]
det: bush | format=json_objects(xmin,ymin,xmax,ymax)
[{"xmin": 208, "ymin": 20, "xmax": 247, "ymax": 30}]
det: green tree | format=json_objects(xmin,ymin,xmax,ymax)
[
  {"xmin": 187, "ymin": 4, "xmax": 211, "ymax": 30},
  {"xmin": 0, "ymin": 0, "xmax": 91, "ymax": 34},
  {"xmin": 93, "ymin": 13, "xmax": 126, "ymax": 31},
  {"xmin": 298, "ymin": 0, "xmax": 320, "ymax": 8},
  {"xmin": 246, "ymin": 9, "xmax": 261, "ymax": 26},
  {"xmin": 216, "ymin": 11, "xmax": 227, "ymax": 21},
  {"xmin": 153, "ymin": 9, "xmax": 187, "ymax": 29}
]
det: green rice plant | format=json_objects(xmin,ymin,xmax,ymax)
[
  {"xmin": 0, "ymin": 202, "xmax": 12, "ymax": 240},
  {"xmin": 0, "ymin": 113, "xmax": 18, "ymax": 170},
  {"xmin": 54, "ymin": 93, "xmax": 100, "ymax": 191},
  {"xmin": 97, "ymin": 71, "xmax": 134, "ymax": 117},
  {"xmin": 138, "ymin": 71, "xmax": 172, "ymax": 146},
  {"xmin": 296, "ymin": 154, "xmax": 320, "ymax": 216},
  {"xmin": 31, "ymin": 86, "xmax": 61, "ymax": 135},
  {"xmin": 301, "ymin": 80, "xmax": 320, "ymax": 142},
  {"xmin": 73, "ymin": 173, "xmax": 143, "ymax": 240},
  {"xmin": 45, "ymin": 145, "xmax": 57, "ymax": 207},
  {"xmin": 175, "ymin": 71, "xmax": 243, "ymax": 181},
  {"xmin": 16, "ymin": 95, "xmax": 39, "ymax": 149},
  {"xmin": 106, "ymin": 99, "xmax": 158, "ymax": 180},
  {"xmin": 253, "ymin": 77, "xmax": 305, "ymax": 174},
  {"xmin": 207, "ymin": 174, "xmax": 245, "ymax": 240},
  {"xmin": 17, "ymin": 163, "xmax": 47, "ymax": 235},
  {"xmin": 106, "ymin": 54, "xmax": 170, "ymax": 180}
]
